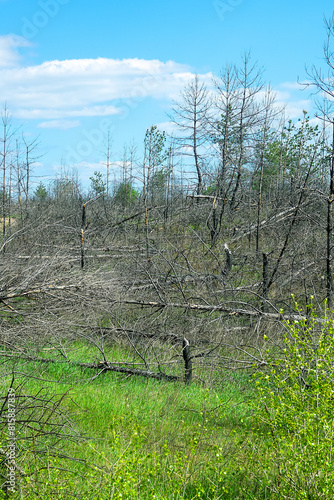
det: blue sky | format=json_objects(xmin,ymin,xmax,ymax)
[{"xmin": 0, "ymin": 0, "xmax": 333, "ymax": 192}]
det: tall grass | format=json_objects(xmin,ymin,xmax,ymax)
[{"xmin": 0, "ymin": 345, "xmax": 268, "ymax": 499}]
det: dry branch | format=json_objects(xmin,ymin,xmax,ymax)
[
  {"xmin": 121, "ymin": 298, "xmax": 319, "ymax": 323},
  {"xmin": 232, "ymin": 204, "xmax": 306, "ymax": 242},
  {"xmin": 0, "ymin": 352, "xmax": 180, "ymax": 382}
]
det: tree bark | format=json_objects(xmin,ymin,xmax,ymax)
[
  {"xmin": 182, "ymin": 337, "xmax": 192, "ymax": 385},
  {"xmin": 262, "ymin": 252, "xmax": 268, "ymax": 311},
  {"xmin": 326, "ymin": 121, "xmax": 334, "ymax": 307},
  {"xmin": 81, "ymin": 203, "xmax": 86, "ymax": 269}
]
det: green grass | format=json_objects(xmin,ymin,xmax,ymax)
[{"xmin": 0, "ymin": 345, "xmax": 269, "ymax": 499}]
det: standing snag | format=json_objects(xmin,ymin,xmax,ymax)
[
  {"xmin": 223, "ymin": 243, "xmax": 233, "ymax": 276},
  {"xmin": 182, "ymin": 337, "xmax": 192, "ymax": 385}
]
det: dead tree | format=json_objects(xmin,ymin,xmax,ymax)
[
  {"xmin": 182, "ymin": 338, "xmax": 192, "ymax": 385},
  {"xmin": 222, "ymin": 243, "xmax": 233, "ymax": 276},
  {"xmin": 170, "ymin": 75, "xmax": 211, "ymax": 196},
  {"xmin": 302, "ymin": 14, "xmax": 334, "ymax": 306}
]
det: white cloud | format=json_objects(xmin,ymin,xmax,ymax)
[
  {"xmin": 156, "ymin": 121, "xmax": 179, "ymax": 136},
  {"xmin": 271, "ymin": 82, "xmax": 314, "ymax": 120},
  {"xmin": 0, "ymin": 37, "xmax": 317, "ymax": 140},
  {"xmin": 279, "ymin": 81, "xmax": 303, "ymax": 90},
  {"xmin": 20, "ymin": 105, "xmax": 121, "ymax": 120},
  {"xmin": 0, "ymin": 34, "xmax": 31, "ymax": 68},
  {"xmin": 38, "ymin": 119, "xmax": 81, "ymax": 129},
  {"xmin": 281, "ymin": 100, "xmax": 313, "ymax": 119},
  {"xmin": 0, "ymin": 47, "xmax": 206, "ymax": 121}
]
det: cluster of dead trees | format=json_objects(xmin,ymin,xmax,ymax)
[{"xmin": 0, "ymin": 14, "xmax": 334, "ymax": 493}]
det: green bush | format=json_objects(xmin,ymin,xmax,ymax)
[
  {"xmin": 254, "ymin": 298, "xmax": 334, "ymax": 499},
  {"xmin": 114, "ymin": 182, "xmax": 138, "ymax": 205}
]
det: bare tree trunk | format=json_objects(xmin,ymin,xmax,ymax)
[
  {"xmin": 182, "ymin": 338, "xmax": 192, "ymax": 385},
  {"xmin": 0, "ymin": 106, "xmax": 12, "ymax": 252},
  {"xmin": 211, "ymin": 196, "xmax": 218, "ymax": 243},
  {"xmin": 22, "ymin": 136, "xmax": 40, "ymax": 210},
  {"xmin": 81, "ymin": 203, "xmax": 86, "ymax": 269},
  {"xmin": 2, "ymin": 118, "xmax": 6, "ymax": 247},
  {"xmin": 106, "ymin": 130, "xmax": 111, "ymax": 198},
  {"xmin": 8, "ymin": 160, "xmax": 12, "ymax": 236},
  {"xmin": 262, "ymin": 252, "xmax": 268, "ymax": 311},
  {"xmin": 256, "ymin": 146, "xmax": 264, "ymax": 254},
  {"xmin": 170, "ymin": 75, "xmax": 210, "ymax": 198},
  {"xmin": 193, "ymin": 110, "xmax": 202, "ymax": 195},
  {"xmin": 326, "ymin": 121, "xmax": 334, "ymax": 307},
  {"xmin": 230, "ymin": 124, "xmax": 244, "ymax": 209}
]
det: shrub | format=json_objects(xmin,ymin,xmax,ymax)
[
  {"xmin": 254, "ymin": 298, "xmax": 334, "ymax": 498},
  {"xmin": 114, "ymin": 182, "xmax": 138, "ymax": 205}
]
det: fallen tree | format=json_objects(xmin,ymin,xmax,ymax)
[{"xmin": 121, "ymin": 298, "xmax": 323, "ymax": 324}]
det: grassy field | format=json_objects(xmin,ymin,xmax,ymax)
[
  {"xmin": 0, "ymin": 346, "xmax": 272, "ymax": 500},
  {"xmin": 1, "ymin": 199, "xmax": 332, "ymax": 499}
]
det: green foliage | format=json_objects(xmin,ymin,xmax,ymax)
[
  {"xmin": 89, "ymin": 170, "xmax": 106, "ymax": 196},
  {"xmin": 149, "ymin": 168, "xmax": 168, "ymax": 200},
  {"xmin": 144, "ymin": 126, "xmax": 167, "ymax": 203},
  {"xmin": 0, "ymin": 353, "xmax": 258, "ymax": 499},
  {"xmin": 254, "ymin": 298, "xmax": 334, "ymax": 498},
  {"xmin": 252, "ymin": 112, "xmax": 328, "ymax": 193},
  {"xmin": 202, "ymin": 182, "xmax": 218, "ymax": 196},
  {"xmin": 33, "ymin": 181, "xmax": 48, "ymax": 202},
  {"xmin": 114, "ymin": 182, "xmax": 138, "ymax": 205},
  {"xmin": 144, "ymin": 125, "xmax": 166, "ymax": 169}
]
